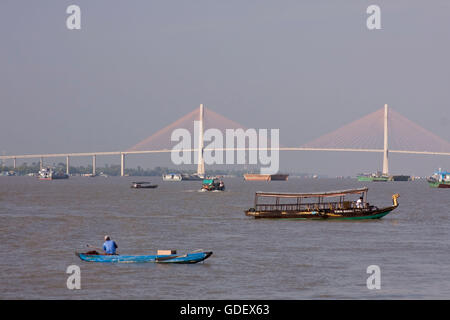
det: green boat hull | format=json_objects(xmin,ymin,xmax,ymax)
[
  {"xmin": 357, "ymin": 176, "xmax": 389, "ymax": 182},
  {"xmin": 271, "ymin": 211, "xmax": 392, "ymax": 220},
  {"xmin": 428, "ymin": 181, "xmax": 450, "ymax": 188},
  {"xmin": 246, "ymin": 206, "xmax": 397, "ymax": 220},
  {"xmin": 326, "ymin": 210, "xmax": 393, "ymax": 220}
]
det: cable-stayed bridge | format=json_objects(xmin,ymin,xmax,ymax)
[{"xmin": 1, "ymin": 104, "xmax": 450, "ymax": 176}]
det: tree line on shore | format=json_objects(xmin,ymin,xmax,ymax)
[{"xmin": 0, "ymin": 162, "xmax": 251, "ymax": 177}]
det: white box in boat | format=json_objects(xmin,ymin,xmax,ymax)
[{"xmin": 157, "ymin": 250, "xmax": 177, "ymax": 255}]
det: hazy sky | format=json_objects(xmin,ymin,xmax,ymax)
[{"xmin": 1, "ymin": 1, "xmax": 449, "ymax": 176}]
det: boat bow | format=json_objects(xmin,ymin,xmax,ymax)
[{"xmin": 392, "ymin": 193, "xmax": 400, "ymax": 207}]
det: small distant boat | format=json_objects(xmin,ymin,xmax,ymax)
[
  {"xmin": 243, "ymin": 174, "xmax": 289, "ymax": 181},
  {"xmin": 390, "ymin": 175, "xmax": 411, "ymax": 181},
  {"xmin": 131, "ymin": 181, "xmax": 158, "ymax": 189},
  {"xmin": 162, "ymin": 173, "xmax": 182, "ymax": 181},
  {"xmin": 38, "ymin": 167, "xmax": 69, "ymax": 180},
  {"xmin": 162, "ymin": 173, "xmax": 204, "ymax": 181},
  {"xmin": 82, "ymin": 173, "xmax": 97, "ymax": 177},
  {"xmin": 201, "ymin": 178, "xmax": 225, "ymax": 192},
  {"xmin": 245, "ymin": 187, "xmax": 399, "ymax": 220},
  {"xmin": 0, "ymin": 171, "xmax": 16, "ymax": 176},
  {"xmin": 76, "ymin": 251, "xmax": 213, "ymax": 264},
  {"xmin": 181, "ymin": 173, "xmax": 204, "ymax": 181},
  {"xmin": 427, "ymin": 170, "xmax": 450, "ymax": 188}
]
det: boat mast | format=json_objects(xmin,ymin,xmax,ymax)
[
  {"xmin": 382, "ymin": 104, "xmax": 389, "ymax": 176},
  {"xmin": 197, "ymin": 104, "xmax": 205, "ymax": 177}
]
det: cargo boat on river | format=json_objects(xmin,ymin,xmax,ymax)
[
  {"xmin": 245, "ymin": 187, "xmax": 399, "ymax": 220},
  {"xmin": 357, "ymin": 172, "xmax": 389, "ymax": 182},
  {"xmin": 427, "ymin": 170, "xmax": 450, "ymax": 188},
  {"xmin": 243, "ymin": 174, "xmax": 289, "ymax": 181},
  {"xmin": 38, "ymin": 167, "xmax": 69, "ymax": 180}
]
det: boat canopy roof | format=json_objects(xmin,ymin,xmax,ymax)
[
  {"xmin": 255, "ymin": 187, "xmax": 368, "ymax": 199},
  {"xmin": 202, "ymin": 179, "xmax": 217, "ymax": 184}
]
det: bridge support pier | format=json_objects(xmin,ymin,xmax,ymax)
[
  {"xmin": 120, "ymin": 153, "xmax": 125, "ymax": 177},
  {"xmin": 66, "ymin": 156, "xmax": 70, "ymax": 175},
  {"xmin": 13, "ymin": 158, "xmax": 16, "ymax": 169},
  {"xmin": 40, "ymin": 157, "xmax": 43, "ymax": 170},
  {"xmin": 92, "ymin": 155, "xmax": 96, "ymax": 176}
]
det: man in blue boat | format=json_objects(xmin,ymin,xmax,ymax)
[{"xmin": 103, "ymin": 235, "xmax": 118, "ymax": 255}]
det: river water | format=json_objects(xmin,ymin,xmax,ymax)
[{"xmin": 0, "ymin": 176, "xmax": 449, "ymax": 299}]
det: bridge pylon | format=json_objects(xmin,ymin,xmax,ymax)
[
  {"xmin": 197, "ymin": 104, "xmax": 205, "ymax": 177},
  {"xmin": 383, "ymin": 104, "xmax": 389, "ymax": 175}
]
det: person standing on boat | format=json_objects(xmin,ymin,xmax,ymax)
[
  {"xmin": 103, "ymin": 235, "xmax": 118, "ymax": 255},
  {"xmin": 356, "ymin": 197, "xmax": 364, "ymax": 208}
]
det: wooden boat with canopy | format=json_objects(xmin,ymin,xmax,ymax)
[{"xmin": 245, "ymin": 187, "xmax": 399, "ymax": 220}]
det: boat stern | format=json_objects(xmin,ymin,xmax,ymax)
[{"xmin": 245, "ymin": 208, "xmax": 257, "ymax": 217}]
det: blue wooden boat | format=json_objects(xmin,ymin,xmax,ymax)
[{"xmin": 76, "ymin": 251, "xmax": 213, "ymax": 264}]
